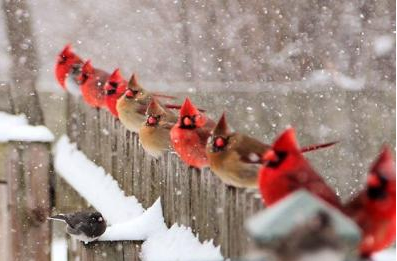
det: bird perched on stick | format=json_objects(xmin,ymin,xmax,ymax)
[
  {"xmin": 139, "ymin": 98, "xmax": 178, "ymax": 158},
  {"xmin": 206, "ymin": 113, "xmax": 337, "ymax": 188},
  {"xmin": 48, "ymin": 211, "xmax": 107, "ymax": 243},
  {"xmin": 258, "ymin": 128, "xmax": 341, "ymax": 208},
  {"xmin": 116, "ymin": 73, "xmax": 176, "ymax": 133},
  {"xmin": 103, "ymin": 68, "xmax": 127, "ymax": 118},
  {"xmin": 78, "ymin": 60, "xmax": 109, "ymax": 108},
  {"xmin": 170, "ymin": 97, "xmax": 215, "ymax": 169},
  {"xmin": 344, "ymin": 146, "xmax": 396, "ymax": 259},
  {"xmin": 55, "ymin": 44, "xmax": 84, "ymax": 96}
]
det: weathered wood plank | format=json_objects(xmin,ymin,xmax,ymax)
[
  {"xmin": 78, "ymin": 241, "xmax": 142, "ymax": 261},
  {"xmin": 6, "ymin": 142, "xmax": 52, "ymax": 261},
  {"xmin": 0, "ymin": 183, "xmax": 10, "ymax": 261}
]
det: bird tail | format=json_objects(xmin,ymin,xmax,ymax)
[
  {"xmin": 164, "ymin": 104, "xmax": 206, "ymax": 112},
  {"xmin": 47, "ymin": 214, "xmax": 67, "ymax": 222},
  {"xmin": 301, "ymin": 141, "xmax": 338, "ymax": 153},
  {"xmin": 152, "ymin": 93, "xmax": 177, "ymax": 99}
]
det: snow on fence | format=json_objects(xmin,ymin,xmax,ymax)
[{"xmin": 54, "ymin": 96, "xmax": 264, "ymax": 260}]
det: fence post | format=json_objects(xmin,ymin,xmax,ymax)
[{"xmin": 1, "ymin": 142, "xmax": 52, "ymax": 261}]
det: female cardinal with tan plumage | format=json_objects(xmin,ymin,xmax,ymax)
[
  {"xmin": 55, "ymin": 44, "xmax": 84, "ymax": 96},
  {"xmin": 258, "ymin": 128, "xmax": 341, "ymax": 208},
  {"xmin": 78, "ymin": 60, "xmax": 109, "ymax": 108},
  {"xmin": 343, "ymin": 146, "xmax": 396, "ymax": 259},
  {"xmin": 139, "ymin": 98, "xmax": 178, "ymax": 158},
  {"xmin": 207, "ymin": 114, "xmax": 338, "ymax": 188},
  {"xmin": 170, "ymin": 97, "xmax": 215, "ymax": 169},
  {"xmin": 103, "ymin": 68, "xmax": 127, "ymax": 118},
  {"xmin": 116, "ymin": 73, "xmax": 177, "ymax": 133}
]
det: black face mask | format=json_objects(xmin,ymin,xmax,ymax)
[
  {"xmin": 180, "ymin": 115, "xmax": 196, "ymax": 129},
  {"xmin": 367, "ymin": 175, "xmax": 388, "ymax": 200},
  {"xmin": 266, "ymin": 151, "xmax": 288, "ymax": 168}
]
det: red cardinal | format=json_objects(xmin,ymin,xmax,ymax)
[
  {"xmin": 258, "ymin": 128, "xmax": 341, "ymax": 208},
  {"xmin": 78, "ymin": 60, "xmax": 109, "ymax": 108},
  {"xmin": 344, "ymin": 147, "xmax": 396, "ymax": 258},
  {"xmin": 55, "ymin": 44, "xmax": 84, "ymax": 96},
  {"xmin": 103, "ymin": 68, "xmax": 127, "ymax": 117},
  {"xmin": 170, "ymin": 97, "xmax": 215, "ymax": 169}
]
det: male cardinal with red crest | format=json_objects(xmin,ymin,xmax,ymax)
[
  {"xmin": 344, "ymin": 147, "xmax": 396, "ymax": 259},
  {"xmin": 170, "ymin": 97, "xmax": 215, "ymax": 169},
  {"xmin": 258, "ymin": 128, "xmax": 341, "ymax": 208},
  {"xmin": 55, "ymin": 44, "xmax": 84, "ymax": 96},
  {"xmin": 103, "ymin": 68, "xmax": 127, "ymax": 117},
  {"xmin": 78, "ymin": 60, "xmax": 109, "ymax": 108}
]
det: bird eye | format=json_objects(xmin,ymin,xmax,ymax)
[
  {"xmin": 147, "ymin": 116, "xmax": 158, "ymax": 126},
  {"xmin": 58, "ymin": 55, "xmax": 68, "ymax": 64},
  {"xmin": 125, "ymin": 89, "xmax": 138, "ymax": 98},
  {"xmin": 109, "ymin": 81, "xmax": 118, "ymax": 88}
]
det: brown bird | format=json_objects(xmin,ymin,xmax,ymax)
[
  {"xmin": 139, "ymin": 98, "xmax": 177, "ymax": 158},
  {"xmin": 206, "ymin": 113, "xmax": 271, "ymax": 188},
  {"xmin": 206, "ymin": 113, "xmax": 337, "ymax": 188},
  {"xmin": 116, "ymin": 73, "xmax": 176, "ymax": 133}
]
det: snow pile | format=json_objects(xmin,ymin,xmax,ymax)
[
  {"xmin": 0, "ymin": 111, "xmax": 54, "ymax": 142},
  {"xmin": 53, "ymin": 135, "xmax": 144, "ymax": 224},
  {"xmin": 100, "ymin": 198, "xmax": 167, "ymax": 241},
  {"xmin": 51, "ymin": 238, "xmax": 67, "ymax": 261},
  {"xmin": 141, "ymin": 224, "xmax": 223, "ymax": 261}
]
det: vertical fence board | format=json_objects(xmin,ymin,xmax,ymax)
[
  {"xmin": 0, "ymin": 183, "xmax": 9, "ymax": 261},
  {"xmin": 4, "ymin": 143, "xmax": 52, "ymax": 261}
]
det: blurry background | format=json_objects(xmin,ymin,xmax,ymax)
[{"xmin": 0, "ymin": 0, "xmax": 395, "ymax": 260}]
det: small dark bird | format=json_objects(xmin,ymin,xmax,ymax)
[{"xmin": 49, "ymin": 211, "xmax": 107, "ymax": 243}]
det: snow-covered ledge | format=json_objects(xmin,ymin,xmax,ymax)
[
  {"xmin": 53, "ymin": 136, "xmax": 223, "ymax": 261},
  {"xmin": 0, "ymin": 112, "xmax": 54, "ymax": 143}
]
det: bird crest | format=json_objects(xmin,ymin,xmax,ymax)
[
  {"xmin": 128, "ymin": 73, "xmax": 141, "ymax": 91},
  {"xmin": 272, "ymin": 128, "xmax": 300, "ymax": 153},
  {"xmin": 146, "ymin": 98, "xmax": 166, "ymax": 117},
  {"xmin": 212, "ymin": 112, "xmax": 229, "ymax": 136},
  {"xmin": 180, "ymin": 97, "xmax": 200, "ymax": 118}
]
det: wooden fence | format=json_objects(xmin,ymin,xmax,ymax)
[
  {"xmin": 55, "ymin": 87, "xmax": 396, "ymax": 260},
  {"xmin": 54, "ymin": 96, "xmax": 263, "ymax": 260}
]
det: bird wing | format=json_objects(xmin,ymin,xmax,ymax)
[
  {"xmin": 285, "ymin": 167, "xmax": 341, "ymax": 208},
  {"xmin": 234, "ymin": 134, "xmax": 271, "ymax": 164}
]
